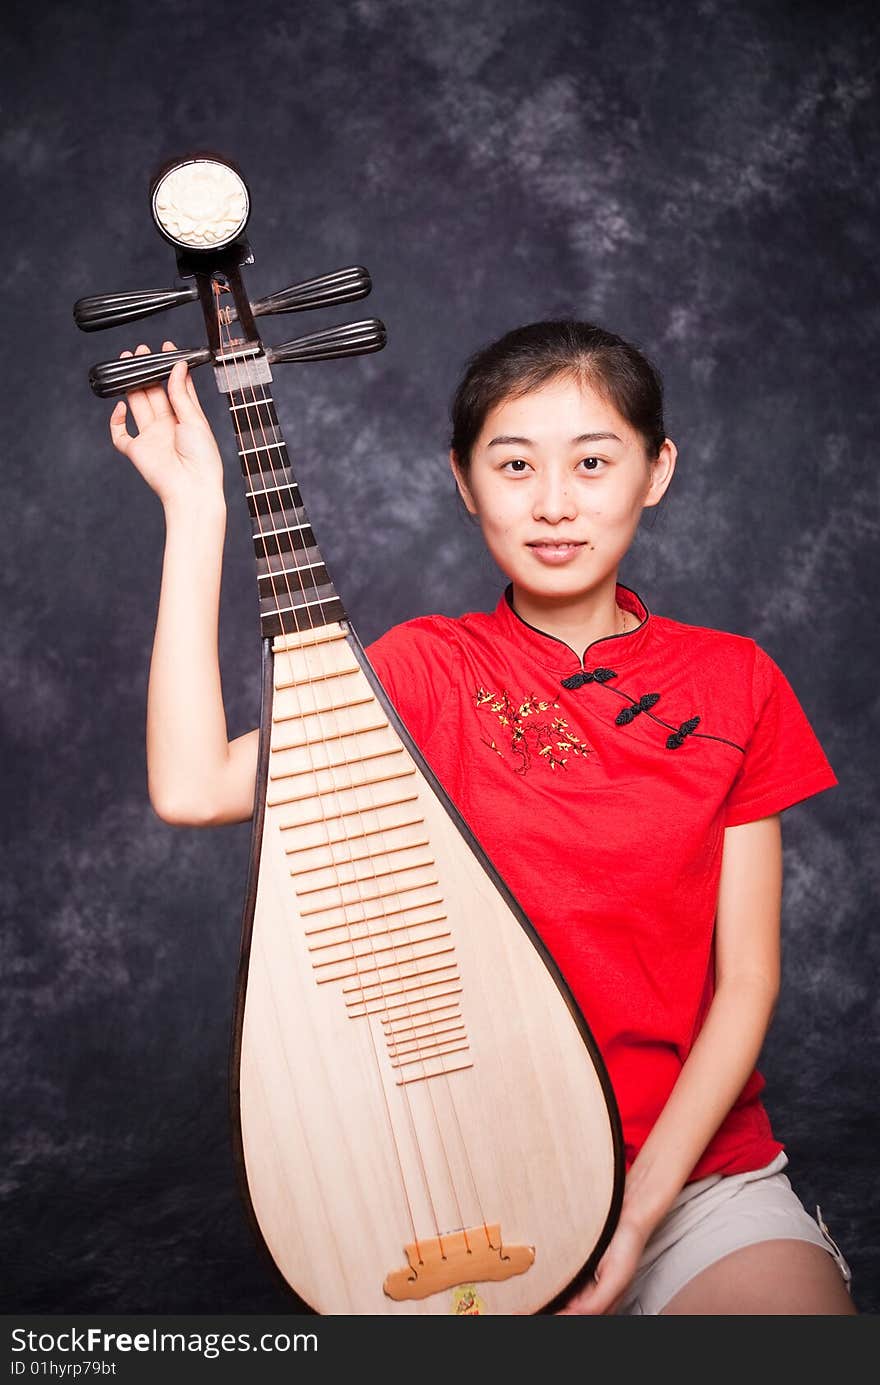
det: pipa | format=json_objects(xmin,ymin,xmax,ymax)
[{"xmin": 74, "ymin": 152, "xmax": 624, "ymax": 1314}]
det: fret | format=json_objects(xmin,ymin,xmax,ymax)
[
  {"xmin": 250, "ymin": 520, "xmax": 310, "ymax": 540},
  {"xmin": 252, "ymin": 524, "xmax": 317, "ymax": 561},
  {"xmin": 260, "ymin": 591, "xmax": 344, "ymax": 617},
  {"xmin": 246, "ymin": 481, "xmax": 299, "ymax": 498},
  {"xmin": 229, "ymin": 396, "xmax": 275, "ymax": 412},
  {"xmin": 244, "ymin": 469, "xmax": 301, "ymax": 507},
  {"xmin": 307, "ymin": 914, "xmax": 445, "ymax": 951},
  {"xmin": 247, "ymin": 486, "xmax": 302, "ymax": 519},
  {"xmin": 228, "ymin": 392, "xmax": 278, "ymax": 417},
  {"xmin": 243, "ymin": 462, "xmax": 297, "ymax": 487},
  {"xmin": 301, "ymin": 892, "xmax": 442, "ymax": 935},
  {"xmin": 298, "ymin": 871, "xmax": 433, "ymax": 919},
  {"xmin": 240, "ymin": 441, "xmax": 287, "ymax": 457},
  {"xmin": 393, "ymin": 1041, "xmax": 471, "ymax": 1069},
  {"xmin": 253, "ymin": 513, "xmax": 314, "ymax": 540},
  {"xmin": 395, "ymin": 1057, "xmax": 474, "ymax": 1086},
  {"xmin": 351, "ymin": 981, "xmax": 462, "ymax": 1014},
  {"xmin": 249, "ymin": 495, "xmax": 306, "ymax": 521},
  {"xmin": 345, "ymin": 977, "xmax": 461, "ymax": 1018},
  {"xmin": 321, "ymin": 944, "xmax": 456, "ymax": 987},
  {"xmin": 387, "ymin": 1021, "xmax": 465, "ymax": 1048},
  {"xmin": 386, "ymin": 1009, "xmax": 464, "ymax": 1039},
  {"xmin": 342, "ymin": 954, "xmax": 455, "ymax": 996},
  {"xmin": 257, "ymin": 560, "xmax": 329, "ymax": 586},
  {"xmin": 260, "ymin": 597, "xmax": 346, "ymax": 639}
]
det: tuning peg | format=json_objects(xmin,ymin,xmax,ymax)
[
  {"xmin": 88, "ymin": 346, "xmax": 212, "ymax": 398},
  {"xmin": 266, "ymin": 318, "xmax": 387, "ymax": 365},
  {"xmin": 74, "ymin": 286, "xmax": 199, "ymax": 333},
  {"xmin": 247, "ymin": 266, "xmax": 372, "ymax": 319}
]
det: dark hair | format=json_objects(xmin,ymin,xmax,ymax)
[{"xmin": 449, "ymin": 319, "xmax": 666, "ymax": 472}]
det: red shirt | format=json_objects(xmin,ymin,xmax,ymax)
[{"xmin": 364, "ymin": 580, "xmax": 839, "ymax": 1182}]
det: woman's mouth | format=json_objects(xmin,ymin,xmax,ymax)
[{"xmin": 527, "ymin": 541, "xmax": 585, "ymax": 564}]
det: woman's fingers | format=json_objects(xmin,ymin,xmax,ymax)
[
  {"xmin": 118, "ymin": 339, "xmax": 189, "ymax": 433},
  {"xmin": 119, "ymin": 343, "xmax": 159, "ymax": 429},
  {"xmin": 161, "ymin": 339, "xmax": 204, "ymax": 416},
  {"xmin": 166, "ymin": 357, "xmax": 206, "ymax": 427},
  {"xmin": 163, "ymin": 339, "xmax": 209, "ymax": 422},
  {"xmin": 185, "ymin": 367, "xmax": 209, "ymax": 420},
  {"xmin": 109, "ymin": 398, "xmax": 132, "ymax": 456},
  {"xmin": 114, "ymin": 338, "xmax": 212, "ymax": 453},
  {"xmin": 110, "ymin": 348, "xmax": 137, "ymax": 449},
  {"xmin": 134, "ymin": 341, "xmax": 175, "ymax": 420}
]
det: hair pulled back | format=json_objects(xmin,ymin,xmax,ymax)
[{"xmin": 449, "ymin": 319, "xmax": 666, "ymax": 472}]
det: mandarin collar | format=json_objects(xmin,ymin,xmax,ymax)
[{"xmin": 493, "ymin": 580, "xmax": 653, "ymax": 674}]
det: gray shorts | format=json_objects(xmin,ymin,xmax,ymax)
[{"xmin": 614, "ymin": 1151, "xmax": 854, "ymax": 1315}]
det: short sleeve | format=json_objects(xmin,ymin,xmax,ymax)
[
  {"xmin": 363, "ymin": 616, "xmax": 461, "ymax": 751},
  {"xmin": 723, "ymin": 643, "xmax": 839, "ymax": 827}
]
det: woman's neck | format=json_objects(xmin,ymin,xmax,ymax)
[{"xmin": 510, "ymin": 575, "xmax": 628, "ymax": 654}]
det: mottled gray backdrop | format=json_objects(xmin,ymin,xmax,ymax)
[{"xmin": 3, "ymin": 0, "xmax": 878, "ymax": 1314}]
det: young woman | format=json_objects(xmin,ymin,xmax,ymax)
[{"xmin": 108, "ymin": 321, "xmax": 857, "ymax": 1316}]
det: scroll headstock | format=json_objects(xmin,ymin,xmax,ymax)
[
  {"xmin": 74, "ymin": 152, "xmax": 387, "ymax": 395},
  {"xmin": 74, "ymin": 150, "xmax": 389, "ymax": 642}
]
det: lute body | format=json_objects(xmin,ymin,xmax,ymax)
[{"xmin": 233, "ymin": 619, "xmax": 623, "ymax": 1313}]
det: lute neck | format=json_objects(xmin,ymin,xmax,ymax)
[{"xmin": 225, "ymin": 386, "xmax": 347, "ymax": 641}]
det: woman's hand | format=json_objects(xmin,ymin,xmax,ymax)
[
  {"xmin": 554, "ymin": 1214, "xmax": 651, "ymax": 1315},
  {"xmin": 109, "ymin": 340, "xmax": 225, "ymax": 512}
]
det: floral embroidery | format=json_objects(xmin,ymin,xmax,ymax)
[{"xmin": 474, "ymin": 686, "xmax": 592, "ymax": 774}]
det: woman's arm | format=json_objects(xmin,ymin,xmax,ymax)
[
  {"xmin": 110, "ymin": 341, "xmax": 259, "ymax": 826},
  {"xmin": 559, "ymin": 812, "xmax": 783, "ymax": 1314},
  {"xmin": 146, "ymin": 500, "xmax": 259, "ymax": 825},
  {"xmin": 620, "ymin": 812, "xmax": 783, "ymax": 1231}
]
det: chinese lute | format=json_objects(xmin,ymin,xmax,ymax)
[{"xmin": 74, "ymin": 151, "xmax": 624, "ymax": 1315}]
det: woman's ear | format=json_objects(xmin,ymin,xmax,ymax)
[
  {"xmin": 643, "ymin": 438, "xmax": 678, "ymax": 509},
  {"xmin": 449, "ymin": 449, "xmax": 478, "ymax": 515}
]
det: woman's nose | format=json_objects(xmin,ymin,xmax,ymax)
[{"xmin": 532, "ymin": 471, "xmax": 577, "ymax": 521}]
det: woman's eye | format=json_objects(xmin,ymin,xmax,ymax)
[{"xmin": 500, "ymin": 456, "xmax": 606, "ymax": 474}]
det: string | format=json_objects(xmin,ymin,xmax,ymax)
[
  {"xmin": 212, "ymin": 286, "xmax": 433, "ymax": 1252},
  {"xmin": 213, "ymin": 284, "xmax": 447, "ymax": 1245},
  {"xmin": 214, "ymin": 278, "xmax": 491, "ymax": 1261},
  {"xmin": 220, "ymin": 296, "xmax": 458, "ymax": 1249}
]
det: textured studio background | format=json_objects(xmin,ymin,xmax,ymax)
[{"xmin": 3, "ymin": 0, "xmax": 878, "ymax": 1315}]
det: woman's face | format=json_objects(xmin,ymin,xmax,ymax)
[{"xmin": 450, "ymin": 373, "xmax": 676, "ymax": 602}]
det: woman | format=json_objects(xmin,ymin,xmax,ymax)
[{"xmin": 108, "ymin": 321, "xmax": 856, "ymax": 1315}]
